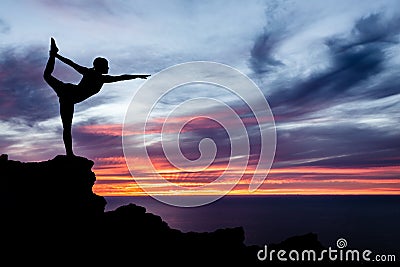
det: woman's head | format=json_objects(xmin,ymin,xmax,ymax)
[{"xmin": 93, "ymin": 57, "xmax": 109, "ymax": 74}]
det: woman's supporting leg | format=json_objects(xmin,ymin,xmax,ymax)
[
  {"xmin": 59, "ymin": 100, "xmax": 75, "ymax": 156},
  {"xmin": 43, "ymin": 38, "xmax": 74, "ymax": 156}
]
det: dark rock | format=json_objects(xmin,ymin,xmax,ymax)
[
  {"xmin": 1, "ymin": 154, "xmax": 105, "ymax": 219},
  {"xmin": 0, "ymin": 154, "xmax": 250, "ymax": 265},
  {"xmin": 0, "ymin": 154, "xmax": 8, "ymax": 161},
  {"xmin": 4, "ymin": 154, "xmax": 371, "ymax": 266}
]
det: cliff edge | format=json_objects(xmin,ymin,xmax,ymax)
[{"xmin": 0, "ymin": 154, "xmax": 253, "ymax": 265}]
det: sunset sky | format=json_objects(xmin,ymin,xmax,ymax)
[{"xmin": 1, "ymin": 0, "xmax": 399, "ymax": 196}]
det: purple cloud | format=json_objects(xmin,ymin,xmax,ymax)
[{"xmin": 0, "ymin": 45, "xmax": 58, "ymax": 125}]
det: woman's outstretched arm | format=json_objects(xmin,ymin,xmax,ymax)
[{"xmin": 102, "ymin": 74, "xmax": 151, "ymax": 83}]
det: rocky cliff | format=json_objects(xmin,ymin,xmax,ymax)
[
  {"xmin": 2, "ymin": 154, "xmax": 360, "ymax": 266},
  {"xmin": 0, "ymin": 154, "xmax": 252, "ymax": 265}
]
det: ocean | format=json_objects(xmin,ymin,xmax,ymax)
[{"xmin": 104, "ymin": 195, "xmax": 400, "ymax": 254}]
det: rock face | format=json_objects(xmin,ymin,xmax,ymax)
[
  {"xmin": 2, "ymin": 154, "xmax": 105, "ymax": 219},
  {"xmin": 0, "ymin": 154, "xmax": 251, "ymax": 265}
]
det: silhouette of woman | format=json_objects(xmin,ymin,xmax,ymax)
[{"xmin": 44, "ymin": 38, "xmax": 150, "ymax": 156}]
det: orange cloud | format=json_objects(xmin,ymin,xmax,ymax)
[
  {"xmin": 92, "ymin": 157, "xmax": 400, "ymax": 196},
  {"xmin": 77, "ymin": 124, "xmax": 123, "ymax": 136},
  {"xmin": 80, "ymin": 123, "xmax": 400, "ymax": 197}
]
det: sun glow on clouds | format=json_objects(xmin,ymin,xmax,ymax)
[{"xmin": 85, "ymin": 120, "xmax": 400, "ymax": 196}]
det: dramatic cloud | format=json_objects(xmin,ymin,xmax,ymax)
[
  {"xmin": 249, "ymin": 2, "xmax": 287, "ymax": 74},
  {"xmin": 1, "ymin": 1, "xmax": 399, "ymax": 195},
  {"xmin": 268, "ymin": 12, "xmax": 400, "ymax": 116},
  {"xmin": 274, "ymin": 121, "xmax": 400, "ymax": 168},
  {"xmin": 0, "ymin": 45, "xmax": 58, "ymax": 125},
  {"xmin": 246, "ymin": 9, "xmax": 400, "ymax": 185}
]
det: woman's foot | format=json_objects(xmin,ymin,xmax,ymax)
[
  {"xmin": 66, "ymin": 147, "xmax": 75, "ymax": 157},
  {"xmin": 50, "ymin": 37, "xmax": 59, "ymax": 55},
  {"xmin": 66, "ymin": 152, "xmax": 75, "ymax": 157}
]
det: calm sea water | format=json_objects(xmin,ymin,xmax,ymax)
[{"xmin": 104, "ymin": 195, "xmax": 400, "ymax": 253}]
